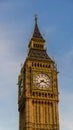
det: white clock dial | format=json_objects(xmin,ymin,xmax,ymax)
[{"xmin": 33, "ymin": 73, "xmax": 51, "ymax": 89}]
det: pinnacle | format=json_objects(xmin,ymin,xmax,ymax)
[{"xmin": 32, "ymin": 15, "xmax": 45, "ymax": 41}]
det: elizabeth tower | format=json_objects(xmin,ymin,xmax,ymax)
[{"xmin": 18, "ymin": 16, "xmax": 60, "ymax": 130}]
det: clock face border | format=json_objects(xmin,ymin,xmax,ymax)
[{"xmin": 33, "ymin": 73, "xmax": 51, "ymax": 89}]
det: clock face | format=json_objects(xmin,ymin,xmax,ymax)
[{"xmin": 33, "ymin": 73, "xmax": 51, "ymax": 89}]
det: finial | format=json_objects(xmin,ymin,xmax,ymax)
[{"xmin": 34, "ymin": 14, "xmax": 38, "ymax": 23}]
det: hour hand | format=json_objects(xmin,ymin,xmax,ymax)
[
  {"xmin": 40, "ymin": 80, "xmax": 44, "ymax": 83},
  {"xmin": 40, "ymin": 80, "xmax": 46, "ymax": 84}
]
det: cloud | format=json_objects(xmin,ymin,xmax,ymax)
[
  {"xmin": 60, "ymin": 115, "xmax": 73, "ymax": 130},
  {"xmin": 0, "ymin": 27, "xmax": 21, "ymax": 101},
  {"xmin": 58, "ymin": 48, "xmax": 73, "ymax": 93},
  {"xmin": 57, "ymin": 46, "xmax": 73, "ymax": 78},
  {"xmin": 58, "ymin": 48, "xmax": 73, "ymax": 130},
  {"xmin": 59, "ymin": 92, "xmax": 73, "ymax": 130},
  {"xmin": 62, "ymin": 48, "xmax": 73, "ymax": 65},
  {"xmin": 44, "ymin": 26, "xmax": 57, "ymax": 38},
  {"xmin": 0, "ymin": 29, "xmax": 19, "ymax": 129}
]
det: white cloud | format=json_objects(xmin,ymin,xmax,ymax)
[
  {"xmin": 44, "ymin": 26, "xmax": 57, "ymax": 38},
  {"xmin": 0, "ymin": 27, "xmax": 21, "ymax": 101},
  {"xmin": 59, "ymin": 92, "xmax": 73, "ymax": 130},
  {"xmin": 57, "ymin": 47, "xmax": 73, "ymax": 80},
  {"xmin": 60, "ymin": 115, "xmax": 73, "ymax": 130},
  {"xmin": 62, "ymin": 48, "xmax": 73, "ymax": 65},
  {"xmin": 57, "ymin": 47, "xmax": 73, "ymax": 130},
  {"xmin": 0, "ymin": 32, "xmax": 19, "ymax": 129}
]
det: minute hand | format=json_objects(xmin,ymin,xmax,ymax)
[{"xmin": 40, "ymin": 80, "xmax": 47, "ymax": 83}]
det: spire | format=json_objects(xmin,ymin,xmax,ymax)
[
  {"xmin": 32, "ymin": 15, "xmax": 45, "ymax": 42},
  {"xmin": 35, "ymin": 14, "xmax": 38, "ymax": 25}
]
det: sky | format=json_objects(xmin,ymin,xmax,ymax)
[{"xmin": 0, "ymin": 0, "xmax": 73, "ymax": 130}]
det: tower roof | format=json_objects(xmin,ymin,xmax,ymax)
[{"xmin": 31, "ymin": 15, "xmax": 45, "ymax": 42}]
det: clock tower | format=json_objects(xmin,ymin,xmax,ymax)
[{"xmin": 18, "ymin": 16, "xmax": 60, "ymax": 130}]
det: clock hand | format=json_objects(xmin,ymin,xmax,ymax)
[{"xmin": 40, "ymin": 80, "xmax": 44, "ymax": 83}]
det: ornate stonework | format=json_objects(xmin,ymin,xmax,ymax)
[{"xmin": 18, "ymin": 17, "xmax": 60, "ymax": 130}]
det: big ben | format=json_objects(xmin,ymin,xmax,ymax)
[{"xmin": 18, "ymin": 16, "xmax": 60, "ymax": 130}]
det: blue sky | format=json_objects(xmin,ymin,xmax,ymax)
[{"xmin": 0, "ymin": 0, "xmax": 73, "ymax": 130}]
